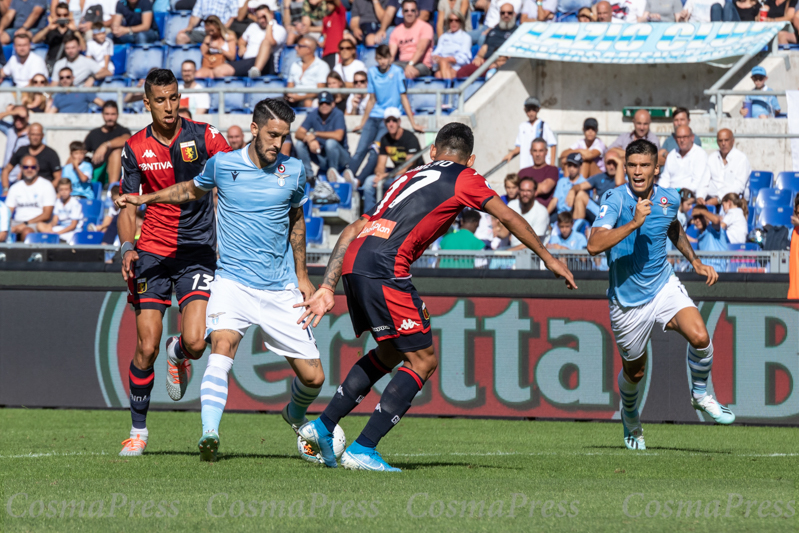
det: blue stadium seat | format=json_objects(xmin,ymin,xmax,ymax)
[
  {"xmin": 279, "ymin": 46, "xmax": 298, "ymax": 78},
  {"xmin": 2, "ymin": 44, "xmax": 12, "ymax": 62},
  {"xmin": 685, "ymin": 224, "xmax": 699, "ymax": 240},
  {"xmin": 317, "ymin": 183, "xmax": 352, "ymax": 210},
  {"xmin": 165, "ymin": 45, "xmax": 203, "ymax": 78},
  {"xmin": 91, "ymin": 181, "xmax": 103, "ymax": 200},
  {"xmin": 753, "ymin": 187, "xmax": 793, "ymax": 210},
  {"xmin": 246, "ymin": 77, "xmax": 287, "ymax": 111},
  {"xmin": 774, "ymin": 171, "xmax": 799, "ymax": 192},
  {"xmin": 359, "ymin": 46, "xmax": 377, "ymax": 69},
  {"xmin": 305, "ymin": 217, "xmax": 324, "ymax": 245},
  {"xmin": 112, "ymin": 44, "xmax": 130, "ymax": 76},
  {"xmin": 154, "ymin": 11, "xmax": 167, "ymax": 40},
  {"xmin": 163, "ymin": 11, "xmax": 192, "ymax": 46},
  {"xmin": 95, "ymin": 77, "xmax": 130, "ymax": 107},
  {"xmin": 69, "ymin": 231, "xmax": 105, "ymax": 245},
  {"xmin": 407, "ymin": 77, "xmax": 449, "ymax": 112},
  {"xmin": 125, "ymin": 45, "xmax": 165, "ymax": 80},
  {"xmin": 728, "ymin": 242, "xmax": 760, "ymax": 251},
  {"xmin": 471, "ymin": 12, "xmax": 480, "ymax": 28},
  {"xmin": 79, "ymin": 198, "xmax": 104, "ymax": 226},
  {"xmin": 208, "ymin": 77, "xmax": 248, "ymax": 112},
  {"xmin": 748, "ymin": 170, "xmax": 773, "ymax": 201},
  {"xmin": 24, "ymin": 233, "xmax": 60, "ymax": 244},
  {"xmin": 303, "ymin": 198, "xmax": 312, "ymax": 218},
  {"xmin": 450, "ymin": 77, "xmax": 485, "ymax": 108},
  {"xmin": 757, "ymin": 206, "xmax": 793, "ymax": 228}
]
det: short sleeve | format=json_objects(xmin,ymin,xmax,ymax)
[
  {"xmin": 47, "ymin": 149, "xmax": 61, "ymax": 172},
  {"xmin": 87, "ymin": 57, "xmax": 101, "ymax": 75},
  {"xmin": 574, "ymin": 232, "xmax": 588, "ymax": 249},
  {"xmin": 9, "ymin": 147, "xmax": 24, "ymax": 167},
  {"xmin": 204, "ymin": 124, "xmax": 232, "ymax": 157},
  {"xmin": 194, "ymin": 154, "xmax": 218, "ymax": 191},
  {"xmin": 421, "ymin": 21, "xmax": 434, "ymax": 40},
  {"xmin": 291, "ymin": 164, "xmax": 308, "ymax": 208},
  {"xmin": 395, "ymin": 67, "xmax": 407, "ymax": 93},
  {"xmin": 300, "ymin": 113, "xmax": 315, "ymax": 131},
  {"xmin": 366, "ymin": 68, "xmax": 376, "ymax": 94},
  {"xmin": 331, "ymin": 110, "xmax": 346, "ymax": 132},
  {"xmin": 69, "ymin": 200, "xmax": 83, "ymax": 220},
  {"xmin": 41, "ymin": 182, "xmax": 56, "ymax": 207},
  {"xmin": 5, "ymin": 188, "xmax": 17, "ymax": 209},
  {"xmin": 454, "ymin": 169, "xmax": 499, "ymax": 210},
  {"xmin": 120, "ymin": 142, "xmax": 142, "ymax": 194},
  {"xmin": 0, "ymin": 202, "xmax": 9, "ymax": 232},
  {"xmin": 80, "ymin": 161, "xmax": 94, "ymax": 175},
  {"xmin": 543, "ymin": 123, "xmax": 557, "ymax": 146},
  {"xmin": 592, "ymin": 188, "xmax": 623, "ymax": 229}
]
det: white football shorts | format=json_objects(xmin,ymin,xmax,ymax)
[
  {"xmin": 205, "ymin": 276, "xmax": 320, "ymax": 360},
  {"xmin": 609, "ymin": 275, "xmax": 696, "ymax": 361}
]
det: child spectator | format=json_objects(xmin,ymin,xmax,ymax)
[
  {"xmin": 37, "ymin": 178, "xmax": 84, "ymax": 242},
  {"xmin": 86, "ymin": 22, "xmax": 114, "ymax": 75},
  {"xmin": 690, "ymin": 205, "xmax": 728, "ymax": 251},
  {"xmin": 345, "ymin": 70, "xmax": 369, "ymax": 115},
  {"xmin": 554, "ymin": 152, "xmax": 586, "ymax": 214},
  {"xmin": 741, "ymin": 66, "xmax": 780, "ymax": 118},
  {"xmin": 325, "ymin": 71, "xmax": 349, "ymax": 112},
  {"xmin": 720, "ymin": 192, "xmax": 748, "ymax": 244},
  {"xmin": 547, "ymin": 211, "xmax": 587, "ymax": 250},
  {"xmin": 62, "ymin": 141, "xmax": 94, "ymax": 199},
  {"xmin": 501, "ymin": 173, "xmax": 519, "ymax": 204}
]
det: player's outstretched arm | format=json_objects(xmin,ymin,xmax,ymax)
[
  {"xmin": 667, "ymin": 219, "xmax": 718, "ymax": 286},
  {"xmin": 294, "ymin": 217, "xmax": 369, "ymax": 329},
  {"xmin": 483, "ymin": 197, "xmax": 577, "ymax": 290},
  {"xmin": 116, "ymin": 180, "xmax": 208, "ymax": 208},
  {"xmin": 288, "ymin": 206, "xmax": 315, "ymax": 300},
  {"xmin": 587, "ymin": 197, "xmax": 651, "ymax": 256}
]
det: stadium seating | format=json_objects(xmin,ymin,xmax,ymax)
[
  {"xmin": 165, "ymin": 45, "xmax": 203, "ymax": 78},
  {"xmin": 91, "ymin": 182, "xmax": 103, "ymax": 200},
  {"xmin": 79, "ymin": 198, "xmax": 104, "ymax": 226},
  {"xmin": 757, "ymin": 206, "xmax": 793, "ymax": 228},
  {"xmin": 305, "ymin": 217, "xmax": 324, "ymax": 245},
  {"xmin": 407, "ymin": 77, "xmax": 449, "ymax": 113},
  {"xmin": 69, "ymin": 231, "xmax": 105, "ymax": 245},
  {"xmin": 450, "ymin": 77, "xmax": 486, "ymax": 109},
  {"xmin": 24, "ymin": 233, "xmax": 59, "ymax": 244},
  {"xmin": 208, "ymin": 77, "xmax": 248, "ymax": 113},
  {"xmin": 125, "ymin": 45, "xmax": 165, "ymax": 80},
  {"xmin": 245, "ymin": 77, "xmax": 288, "ymax": 111},
  {"xmin": 112, "ymin": 44, "xmax": 130, "ymax": 76},
  {"xmin": 279, "ymin": 46, "xmax": 298, "ymax": 78},
  {"xmin": 163, "ymin": 11, "xmax": 191, "ymax": 46},
  {"xmin": 303, "ymin": 198, "xmax": 312, "ymax": 218},
  {"xmin": 774, "ymin": 171, "xmax": 799, "ymax": 192},
  {"xmin": 749, "ymin": 171, "xmax": 773, "ymax": 200},
  {"xmin": 95, "ymin": 77, "xmax": 130, "ymax": 110},
  {"xmin": 359, "ymin": 46, "xmax": 377, "ymax": 69},
  {"xmin": 154, "ymin": 11, "xmax": 167, "ymax": 40},
  {"xmin": 753, "ymin": 187, "xmax": 793, "ymax": 210},
  {"xmin": 313, "ymin": 183, "xmax": 360, "ymax": 224}
]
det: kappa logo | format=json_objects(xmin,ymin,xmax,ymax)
[
  {"xmin": 398, "ymin": 319, "xmax": 420, "ymax": 331},
  {"xmin": 337, "ymin": 385, "xmax": 344, "ymax": 396},
  {"xmin": 142, "ymin": 149, "xmax": 156, "ymax": 158},
  {"xmin": 232, "ymin": 171, "xmax": 239, "ymax": 181},
  {"xmin": 374, "ymin": 403, "xmax": 382, "ymax": 412},
  {"xmin": 139, "ymin": 161, "xmax": 173, "ymax": 171},
  {"xmin": 209, "ymin": 126, "xmax": 220, "ymax": 139}
]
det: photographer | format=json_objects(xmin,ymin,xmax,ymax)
[{"xmin": 33, "ymin": 2, "xmax": 85, "ymax": 74}]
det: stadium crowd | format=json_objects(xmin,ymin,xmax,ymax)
[{"xmin": 0, "ymin": 0, "xmax": 792, "ymax": 258}]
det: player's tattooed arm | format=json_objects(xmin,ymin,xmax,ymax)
[
  {"xmin": 667, "ymin": 219, "xmax": 697, "ymax": 263},
  {"xmin": 322, "ymin": 217, "xmax": 369, "ymax": 289},
  {"xmin": 119, "ymin": 180, "xmax": 208, "ymax": 208},
  {"xmin": 288, "ymin": 206, "xmax": 311, "ymax": 278}
]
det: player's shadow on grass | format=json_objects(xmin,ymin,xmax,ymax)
[
  {"xmin": 147, "ymin": 451, "xmax": 295, "ymax": 461},
  {"xmin": 389, "ymin": 462, "xmax": 518, "ymax": 471},
  {"xmin": 586, "ymin": 445, "xmax": 732, "ymax": 455}
]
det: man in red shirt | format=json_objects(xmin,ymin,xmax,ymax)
[
  {"xmin": 321, "ymin": 0, "xmax": 347, "ymax": 68},
  {"xmin": 117, "ymin": 69, "xmax": 231, "ymax": 457},
  {"xmin": 296, "ymin": 123, "xmax": 576, "ymax": 471}
]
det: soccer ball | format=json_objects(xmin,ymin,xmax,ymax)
[{"xmin": 297, "ymin": 424, "xmax": 346, "ymax": 464}]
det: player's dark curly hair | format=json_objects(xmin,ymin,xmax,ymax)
[
  {"xmin": 144, "ymin": 69, "xmax": 178, "ymax": 97},
  {"xmin": 625, "ymin": 138, "xmax": 658, "ymax": 162},
  {"xmin": 434, "ymin": 122, "xmax": 473, "ymax": 160},
  {"xmin": 253, "ymin": 98, "xmax": 295, "ymax": 127}
]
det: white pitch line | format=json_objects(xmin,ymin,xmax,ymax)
[{"xmin": 0, "ymin": 451, "xmax": 109, "ymax": 459}]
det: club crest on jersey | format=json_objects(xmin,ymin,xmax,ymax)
[
  {"xmin": 136, "ymin": 278, "xmax": 147, "ymax": 294},
  {"xmin": 422, "ymin": 303, "xmax": 430, "ymax": 321},
  {"xmin": 277, "ymin": 164, "xmax": 286, "ymax": 174},
  {"xmin": 208, "ymin": 312, "xmax": 225, "ymax": 325},
  {"xmin": 659, "ymin": 196, "xmax": 672, "ymax": 214},
  {"xmin": 180, "ymin": 141, "xmax": 198, "ymax": 162}
]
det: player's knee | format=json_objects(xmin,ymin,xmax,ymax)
[
  {"xmin": 690, "ymin": 330, "xmax": 711, "ymax": 349},
  {"xmin": 183, "ymin": 336, "xmax": 207, "ymax": 356},
  {"xmin": 410, "ymin": 347, "xmax": 438, "ymax": 378},
  {"xmin": 136, "ymin": 340, "xmax": 159, "ymax": 365},
  {"xmin": 299, "ymin": 369, "xmax": 325, "ymax": 388}
]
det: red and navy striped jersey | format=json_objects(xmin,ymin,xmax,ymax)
[
  {"xmin": 120, "ymin": 118, "xmax": 231, "ymax": 259},
  {"xmin": 342, "ymin": 159, "xmax": 498, "ymax": 279}
]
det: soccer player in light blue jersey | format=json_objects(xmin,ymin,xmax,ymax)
[
  {"xmin": 587, "ymin": 139, "xmax": 735, "ymax": 451},
  {"xmin": 117, "ymin": 99, "xmax": 326, "ymax": 462}
]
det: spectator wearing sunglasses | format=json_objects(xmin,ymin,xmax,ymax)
[
  {"xmin": 5, "ymin": 155, "xmax": 55, "ymax": 241},
  {"xmin": 346, "ymin": 70, "xmax": 369, "ymax": 115},
  {"xmin": 741, "ymin": 66, "xmax": 780, "ymax": 118},
  {"xmin": 388, "ymin": 0, "xmax": 433, "ymax": 79},
  {"xmin": 456, "ymin": 3, "xmax": 515, "ymax": 77},
  {"xmin": 436, "ymin": 0, "xmax": 472, "ymax": 38},
  {"xmin": 46, "ymin": 67, "xmax": 102, "ymax": 113},
  {"xmin": 0, "ymin": 105, "xmax": 30, "ymax": 193},
  {"xmin": 286, "ymin": 36, "xmax": 331, "ymax": 107},
  {"xmin": 431, "ymin": 11, "xmax": 471, "ymax": 80},
  {"xmin": 333, "ymin": 39, "xmax": 366, "ymax": 85},
  {"xmin": 22, "ymin": 73, "xmax": 48, "ymax": 112}
]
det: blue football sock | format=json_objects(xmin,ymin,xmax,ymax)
[{"xmin": 200, "ymin": 353, "xmax": 234, "ymax": 434}]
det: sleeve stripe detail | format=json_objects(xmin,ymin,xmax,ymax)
[
  {"xmin": 194, "ymin": 177, "xmax": 213, "ymax": 191},
  {"xmin": 291, "ymin": 197, "xmax": 309, "ymax": 208}
]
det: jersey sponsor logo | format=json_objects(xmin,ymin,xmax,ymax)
[
  {"xmin": 398, "ymin": 319, "xmax": 420, "ymax": 331},
  {"xmin": 136, "ymin": 277, "xmax": 147, "ymax": 294},
  {"xmin": 180, "ymin": 141, "xmax": 198, "ymax": 162},
  {"xmin": 358, "ymin": 218, "xmax": 397, "ymax": 240},
  {"xmin": 231, "ymin": 171, "xmax": 239, "ymax": 181},
  {"xmin": 139, "ymin": 161, "xmax": 173, "ymax": 171},
  {"xmin": 598, "ymin": 205, "xmax": 608, "ymax": 219},
  {"xmin": 142, "ymin": 149, "xmax": 156, "ymax": 158}
]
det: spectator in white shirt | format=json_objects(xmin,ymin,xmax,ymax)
[
  {"xmin": 333, "ymin": 39, "xmax": 366, "ymax": 86},
  {"xmin": 178, "ymin": 60, "xmax": 210, "ymax": 115},
  {"xmin": 720, "ymin": 192, "xmax": 749, "ymax": 244},
  {"xmin": 508, "ymin": 176, "xmax": 549, "ymax": 248},
  {"xmin": 216, "ymin": 5, "xmax": 287, "ymax": 78},
  {"xmin": 52, "ymin": 35, "xmax": 111, "ymax": 86},
  {"xmin": 5, "ymin": 154, "xmax": 55, "ymax": 241},
  {"xmin": 37, "ymin": 177, "xmax": 83, "ymax": 242},
  {"xmin": 521, "ymin": 0, "xmax": 557, "ymax": 21},
  {"xmin": 0, "ymin": 33, "xmax": 48, "ymax": 87},
  {"xmin": 659, "ymin": 126, "xmax": 709, "ymax": 194},
  {"xmin": 345, "ymin": 70, "xmax": 369, "ymax": 115},
  {"xmin": 677, "ymin": 0, "xmax": 717, "ymax": 21},
  {"xmin": 562, "ymin": 117, "xmax": 607, "ymax": 177},
  {"xmin": 286, "ymin": 36, "xmax": 330, "ymax": 107},
  {"xmin": 700, "ymin": 129, "xmax": 751, "ymax": 206},
  {"xmin": 610, "ymin": 0, "xmax": 649, "ymax": 22},
  {"xmin": 502, "ymin": 96, "xmax": 557, "ymax": 167},
  {"xmin": 85, "ymin": 22, "xmax": 114, "ymax": 75},
  {"xmin": 0, "ymin": 198, "xmax": 9, "ymax": 241}
]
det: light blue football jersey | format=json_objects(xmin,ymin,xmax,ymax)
[
  {"xmin": 591, "ymin": 184, "xmax": 681, "ymax": 307},
  {"xmin": 194, "ymin": 148, "xmax": 307, "ymax": 291}
]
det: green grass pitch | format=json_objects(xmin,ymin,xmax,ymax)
[{"xmin": 1, "ymin": 408, "xmax": 797, "ymax": 532}]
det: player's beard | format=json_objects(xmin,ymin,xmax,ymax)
[{"xmin": 254, "ymin": 136, "xmax": 279, "ymax": 167}]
